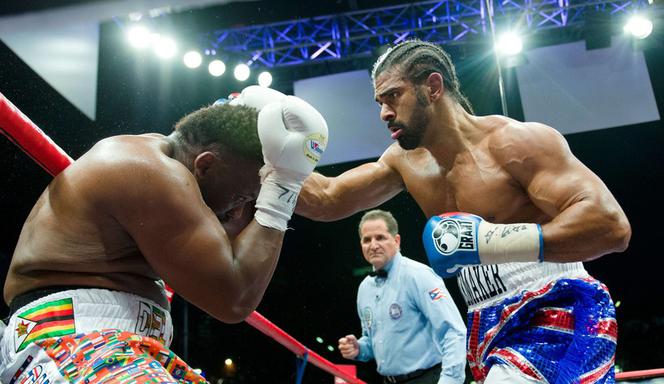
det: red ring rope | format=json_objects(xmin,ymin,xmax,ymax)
[
  {"xmin": 0, "ymin": 92, "xmax": 73, "ymax": 176},
  {"xmin": 616, "ymin": 368, "xmax": 664, "ymax": 380},
  {"xmin": 0, "ymin": 91, "xmax": 365, "ymax": 384},
  {"xmin": 4, "ymin": 91, "xmax": 663, "ymax": 384}
]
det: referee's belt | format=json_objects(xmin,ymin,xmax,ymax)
[{"xmin": 383, "ymin": 363, "xmax": 440, "ymax": 383}]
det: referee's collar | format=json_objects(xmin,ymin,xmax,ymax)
[{"xmin": 371, "ymin": 251, "xmax": 401, "ymax": 278}]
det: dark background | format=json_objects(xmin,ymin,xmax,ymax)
[{"xmin": 1, "ymin": 1, "xmax": 663, "ymax": 383}]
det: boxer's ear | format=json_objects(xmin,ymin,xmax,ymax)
[
  {"xmin": 426, "ymin": 72, "xmax": 444, "ymax": 101},
  {"xmin": 193, "ymin": 151, "xmax": 216, "ymax": 179}
]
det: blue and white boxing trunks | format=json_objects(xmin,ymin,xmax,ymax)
[{"xmin": 457, "ymin": 262, "xmax": 617, "ymax": 383}]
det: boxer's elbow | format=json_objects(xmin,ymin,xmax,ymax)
[
  {"xmin": 217, "ymin": 302, "xmax": 255, "ymax": 324},
  {"xmin": 599, "ymin": 208, "xmax": 631, "ymax": 255},
  {"xmin": 209, "ymin": 287, "xmax": 259, "ymax": 324},
  {"xmin": 201, "ymin": 304, "xmax": 248, "ymax": 324},
  {"xmin": 227, "ymin": 307, "xmax": 254, "ymax": 324},
  {"xmin": 609, "ymin": 214, "xmax": 631, "ymax": 253}
]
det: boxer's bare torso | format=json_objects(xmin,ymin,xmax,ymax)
[
  {"xmin": 382, "ymin": 117, "xmax": 553, "ymax": 224},
  {"xmin": 298, "ymin": 68, "xmax": 629, "ymax": 262},
  {"xmin": 299, "ymin": 116, "xmax": 628, "ymax": 263},
  {"xmin": 4, "ymin": 135, "xmax": 181, "ymax": 308},
  {"xmin": 4, "ymin": 134, "xmax": 260, "ymax": 310},
  {"xmin": 301, "ymin": 115, "xmax": 578, "ymax": 222}
]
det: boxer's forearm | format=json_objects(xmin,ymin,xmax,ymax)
[
  {"xmin": 296, "ymin": 163, "xmax": 404, "ymax": 221},
  {"xmin": 221, "ymin": 220, "xmax": 284, "ymax": 320},
  {"xmin": 541, "ymin": 199, "xmax": 631, "ymax": 263},
  {"xmin": 423, "ymin": 201, "xmax": 630, "ymax": 278},
  {"xmin": 138, "ymin": 219, "xmax": 284, "ymax": 325},
  {"xmin": 295, "ymin": 173, "xmax": 350, "ymax": 221}
]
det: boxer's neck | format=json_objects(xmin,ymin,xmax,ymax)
[
  {"xmin": 423, "ymin": 100, "xmax": 476, "ymax": 167},
  {"xmin": 165, "ymin": 132, "xmax": 195, "ymax": 171}
]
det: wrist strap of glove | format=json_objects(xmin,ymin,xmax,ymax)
[
  {"xmin": 254, "ymin": 166, "xmax": 307, "ymax": 231},
  {"xmin": 477, "ymin": 222, "xmax": 543, "ymax": 264}
]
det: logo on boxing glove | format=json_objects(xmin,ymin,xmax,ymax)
[
  {"xmin": 430, "ymin": 218, "xmax": 476, "ymax": 255},
  {"xmin": 303, "ymin": 133, "xmax": 327, "ymax": 165}
]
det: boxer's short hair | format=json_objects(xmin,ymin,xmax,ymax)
[{"xmin": 174, "ymin": 103, "xmax": 262, "ymax": 161}]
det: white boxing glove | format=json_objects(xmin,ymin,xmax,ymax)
[
  {"xmin": 231, "ymin": 86, "xmax": 328, "ymax": 231},
  {"xmin": 228, "ymin": 86, "xmax": 285, "ymax": 109}
]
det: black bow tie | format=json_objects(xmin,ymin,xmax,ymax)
[{"xmin": 369, "ymin": 269, "xmax": 388, "ymax": 278}]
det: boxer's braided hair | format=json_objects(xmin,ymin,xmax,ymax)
[
  {"xmin": 372, "ymin": 40, "xmax": 474, "ymax": 114},
  {"xmin": 174, "ymin": 103, "xmax": 262, "ymax": 162}
]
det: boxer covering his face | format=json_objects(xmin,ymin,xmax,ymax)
[{"xmin": 1, "ymin": 86, "xmax": 328, "ymax": 383}]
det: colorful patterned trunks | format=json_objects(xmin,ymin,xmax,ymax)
[
  {"xmin": 466, "ymin": 277, "xmax": 617, "ymax": 384},
  {"xmin": 1, "ymin": 288, "xmax": 207, "ymax": 383},
  {"xmin": 32, "ymin": 329, "xmax": 206, "ymax": 383}
]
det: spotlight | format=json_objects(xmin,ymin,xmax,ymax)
[
  {"xmin": 224, "ymin": 358, "xmax": 233, "ymax": 366},
  {"xmin": 208, "ymin": 60, "xmax": 226, "ymax": 77},
  {"xmin": 127, "ymin": 26, "xmax": 151, "ymax": 49},
  {"xmin": 154, "ymin": 36, "xmax": 177, "ymax": 59},
  {"xmin": 495, "ymin": 32, "xmax": 523, "ymax": 56},
  {"xmin": 624, "ymin": 15, "xmax": 653, "ymax": 39},
  {"xmin": 258, "ymin": 71, "xmax": 273, "ymax": 87},
  {"xmin": 183, "ymin": 51, "xmax": 202, "ymax": 68},
  {"xmin": 234, "ymin": 63, "xmax": 250, "ymax": 81}
]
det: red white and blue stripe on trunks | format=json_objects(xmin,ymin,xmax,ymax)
[{"xmin": 467, "ymin": 278, "xmax": 617, "ymax": 383}]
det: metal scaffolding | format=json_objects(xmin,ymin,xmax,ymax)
[{"xmin": 199, "ymin": 0, "xmax": 655, "ymax": 68}]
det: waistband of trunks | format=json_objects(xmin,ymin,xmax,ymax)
[
  {"xmin": 9, "ymin": 286, "xmax": 106, "ymax": 317},
  {"xmin": 2, "ymin": 288, "xmax": 174, "ymax": 350},
  {"xmin": 458, "ymin": 262, "xmax": 590, "ymax": 309}
]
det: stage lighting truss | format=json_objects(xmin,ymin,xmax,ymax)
[{"xmin": 199, "ymin": 0, "xmax": 656, "ymax": 69}]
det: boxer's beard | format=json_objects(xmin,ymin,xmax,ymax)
[{"xmin": 393, "ymin": 89, "xmax": 430, "ymax": 150}]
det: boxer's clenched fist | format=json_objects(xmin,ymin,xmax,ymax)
[{"xmin": 423, "ymin": 212, "xmax": 543, "ymax": 277}]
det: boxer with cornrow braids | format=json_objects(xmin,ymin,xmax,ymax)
[
  {"xmin": 372, "ymin": 40, "xmax": 474, "ymax": 114},
  {"xmin": 298, "ymin": 39, "xmax": 630, "ymax": 383}
]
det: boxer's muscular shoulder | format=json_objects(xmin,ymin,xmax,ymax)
[
  {"xmin": 79, "ymin": 135, "xmax": 197, "ymax": 209},
  {"xmin": 379, "ymin": 142, "xmax": 403, "ymax": 165},
  {"xmin": 89, "ymin": 135, "xmax": 188, "ymax": 178},
  {"xmin": 366, "ymin": 142, "xmax": 405, "ymax": 184},
  {"xmin": 380, "ymin": 142, "xmax": 429, "ymax": 173},
  {"xmin": 88, "ymin": 134, "xmax": 173, "ymax": 165},
  {"xmin": 487, "ymin": 120, "xmax": 566, "ymax": 166}
]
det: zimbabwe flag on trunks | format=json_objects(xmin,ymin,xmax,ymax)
[{"xmin": 14, "ymin": 298, "xmax": 75, "ymax": 352}]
